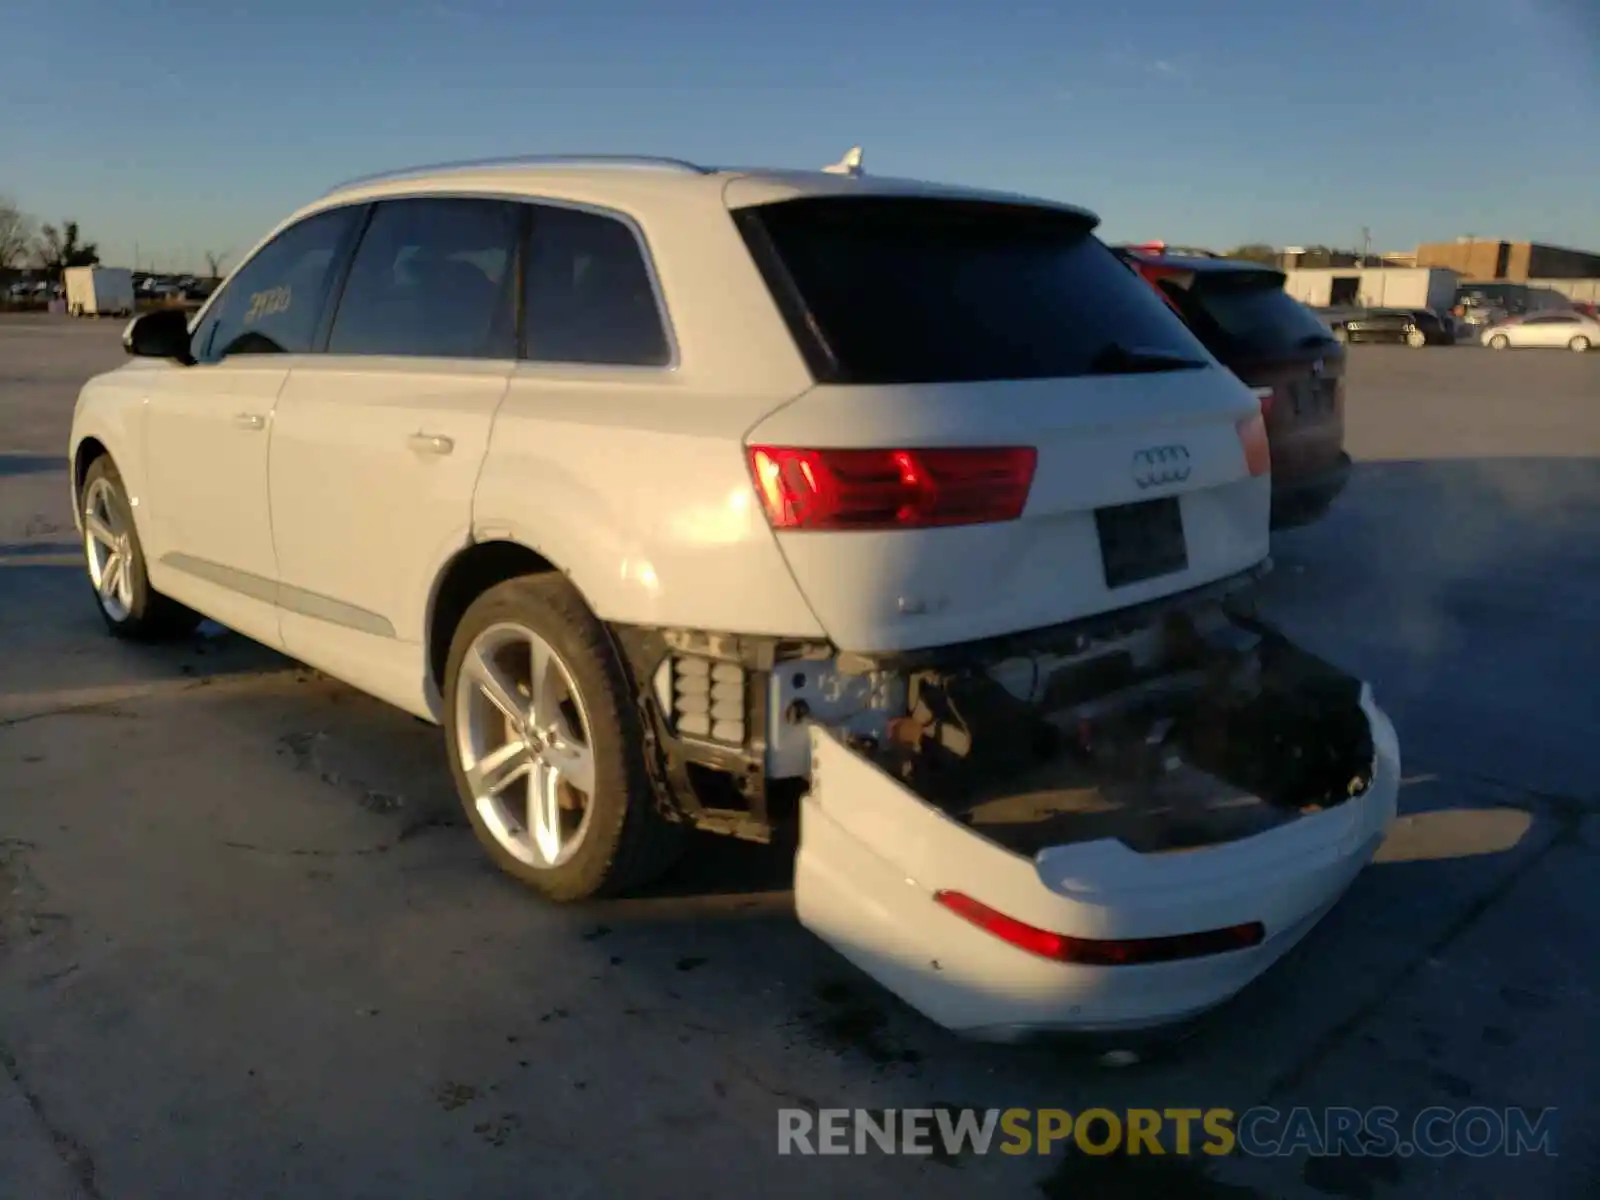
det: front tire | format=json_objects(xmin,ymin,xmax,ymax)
[
  {"xmin": 79, "ymin": 457, "xmax": 202, "ymax": 640},
  {"xmin": 443, "ymin": 574, "xmax": 685, "ymax": 901},
  {"xmin": 1488, "ymin": 334, "xmax": 1510, "ymax": 350},
  {"xmin": 1570, "ymin": 336, "xmax": 1592, "ymax": 353}
]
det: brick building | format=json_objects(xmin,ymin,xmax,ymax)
[{"xmin": 1414, "ymin": 239, "xmax": 1600, "ymax": 282}]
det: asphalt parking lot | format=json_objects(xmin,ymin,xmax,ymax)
[{"xmin": 2, "ymin": 315, "xmax": 1597, "ymax": 1199}]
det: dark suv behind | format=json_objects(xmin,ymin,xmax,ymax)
[{"xmin": 1116, "ymin": 247, "xmax": 1351, "ymax": 530}]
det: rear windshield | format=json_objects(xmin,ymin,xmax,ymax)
[
  {"xmin": 735, "ymin": 197, "xmax": 1211, "ymax": 385},
  {"xmin": 1170, "ymin": 273, "xmax": 1336, "ymax": 356}
]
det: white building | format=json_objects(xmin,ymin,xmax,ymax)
[{"xmin": 1282, "ymin": 266, "xmax": 1460, "ymax": 312}]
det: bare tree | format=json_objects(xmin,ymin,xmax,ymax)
[
  {"xmin": 203, "ymin": 249, "xmax": 230, "ymax": 280},
  {"xmin": 34, "ymin": 219, "xmax": 101, "ymax": 279},
  {"xmin": 0, "ymin": 195, "xmax": 35, "ymax": 269}
]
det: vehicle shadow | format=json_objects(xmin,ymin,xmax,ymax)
[
  {"xmin": 0, "ymin": 453, "xmax": 62, "ymax": 479},
  {"xmin": 0, "ymin": 540, "xmax": 79, "ymax": 558},
  {"xmin": 0, "ymin": 559, "xmax": 298, "ymax": 706}
]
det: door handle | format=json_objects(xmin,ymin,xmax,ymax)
[
  {"xmin": 234, "ymin": 412, "xmax": 266, "ymax": 431},
  {"xmin": 407, "ymin": 433, "xmax": 454, "ymax": 456}
]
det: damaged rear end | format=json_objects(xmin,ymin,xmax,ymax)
[
  {"xmin": 792, "ymin": 592, "xmax": 1399, "ymax": 1040},
  {"xmin": 705, "ymin": 183, "xmax": 1399, "ymax": 1038}
]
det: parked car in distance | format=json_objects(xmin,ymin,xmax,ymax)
[
  {"xmin": 1340, "ymin": 307, "xmax": 1453, "ymax": 348},
  {"xmin": 1310, "ymin": 305, "xmax": 1362, "ymax": 341},
  {"xmin": 69, "ymin": 153, "xmax": 1401, "ymax": 1041},
  {"xmin": 1118, "ymin": 247, "xmax": 1351, "ymax": 530},
  {"xmin": 1481, "ymin": 311, "xmax": 1600, "ymax": 352}
]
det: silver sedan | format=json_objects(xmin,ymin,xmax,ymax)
[{"xmin": 1481, "ymin": 311, "xmax": 1600, "ymax": 352}]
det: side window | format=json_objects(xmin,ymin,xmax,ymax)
[
  {"xmin": 327, "ymin": 198, "xmax": 519, "ymax": 359},
  {"xmin": 194, "ymin": 207, "xmax": 359, "ymax": 362},
  {"xmin": 522, "ymin": 205, "xmax": 671, "ymax": 367}
]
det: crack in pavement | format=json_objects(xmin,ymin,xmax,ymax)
[{"xmin": 0, "ymin": 1042, "xmax": 100, "ymax": 1199}]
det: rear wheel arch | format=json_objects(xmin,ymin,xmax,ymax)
[{"xmin": 426, "ymin": 539, "xmax": 568, "ymax": 691}]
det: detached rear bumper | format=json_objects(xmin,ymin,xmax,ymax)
[
  {"xmin": 795, "ymin": 679, "xmax": 1401, "ymax": 1042},
  {"xmin": 1271, "ymin": 452, "xmax": 1352, "ymax": 530}
]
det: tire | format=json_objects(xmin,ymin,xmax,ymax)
[
  {"xmin": 79, "ymin": 457, "xmax": 203, "ymax": 640},
  {"xmin": 443, "ymin": 574, "xmax": 686, "ymax": 901},
  {"xmin": 1570, "ymin": 336, "xmax": 1591, "ymax": 353},
  {"xmin": 1405, "ymin": 329, "xmax": 1427, "ymax": 349},
  {"xmin": 1488, "ymin": 334, "xmax": 1510, "ymax": 350}
]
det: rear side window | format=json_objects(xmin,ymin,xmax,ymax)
[
  {"xmin": 522, "ymin": 205, "xmax": 671, "ymax": 367},
  {"xmin": 194, "ymin": 206, "xmax": 359, "ymax": 361},
  {"xmin": 1168, "ymin": 273, "xmax": 1335, "ymax": 356},
  {"xmin": 327, "ymin": 198, "xmax": 518, "ymax": 359},
  {"xmin": 737, "ymin": 197, "xmax": 1210, "ymax": 385}
]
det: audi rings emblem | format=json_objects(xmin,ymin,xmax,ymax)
[{"xmin": 1131, "ymin": 445, "xmax": 1192, "ymax": 489}]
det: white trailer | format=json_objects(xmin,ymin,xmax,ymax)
[
  {"xmin": 64, "ymin": 267, "xmax": 135, "ymax": 318},
  {"xmin": 1283, "ymin": 267, "xmax": 1459, "ymax": 313}
]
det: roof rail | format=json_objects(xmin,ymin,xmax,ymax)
[{"xmin": 323, "ymin": 154, "xmax": 712, "ymax": 195}]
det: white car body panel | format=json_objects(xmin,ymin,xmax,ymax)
[
  {"xmin": 747, "ymin": 372, "xmax": 1269, "ymax": 652},
  {"xmin": 478, "ymin": 369, "xmax": 826, "ymax": 636},
  {"xmin": 140, "ymin": 358, "xmax": 291, "ymax": 648},
  {"xmin": 268, "ymin": 356, "xmax": 514, "ymax": 717},
  {"xmin": 796, "ymin": 690, "xmax": 1400, "ymax": 1038}
]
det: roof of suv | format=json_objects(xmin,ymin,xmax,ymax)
[{"xmin": 309, "ymin": 155, "xmax": 1101, "ymax": 225}]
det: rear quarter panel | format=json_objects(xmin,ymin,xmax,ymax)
[{"xmin": 475, "ymin": 372, "xmax": 826, "ymax": 636}]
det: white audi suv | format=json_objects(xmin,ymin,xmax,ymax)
[{"xmin": 69, "ymin": 154, "xmax": 1398, "ymax": 1039}]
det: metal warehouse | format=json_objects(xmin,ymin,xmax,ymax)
[{"xmin": 1281, "ymin": 267, "xmax": 1461, "ymax": 312}]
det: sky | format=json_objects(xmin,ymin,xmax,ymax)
[{"xmin": 2, "ymin": 0, "xmax": 1596, "ymax": 273}]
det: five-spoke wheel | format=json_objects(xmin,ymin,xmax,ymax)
[
  {"xmin": 77, "ymin": 457, "xmax": 200, "ymax": 640},
  {"xmin": 443, "ymin": 575, "xmax": 685, "ymax": 900},
  {"xmin": 455, "ymin": 623, "xmax": 598, "ymax": 870}
]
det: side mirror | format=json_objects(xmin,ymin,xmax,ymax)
[{"xmin": 122, "ymin": 308, "xmax": 194, "ymax": 364}]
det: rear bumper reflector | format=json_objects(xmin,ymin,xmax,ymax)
[{"xmin": 934, "ymin": 890, "xmax": 1265, "ymax": 966}]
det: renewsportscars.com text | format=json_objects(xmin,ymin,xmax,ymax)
[{"xmin": 778, "ymin": 1105, "xmax": 1558, "ymax": 1159}]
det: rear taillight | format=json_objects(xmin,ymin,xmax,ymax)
[
  {"xmin": 1236, "ymin": 411, "xmax": 1271, "ymax": 477},
  {"xmin": 934, "ymin": 890, "xmax": 1264, "ymax": 966},
  {"xmin": 1250, "ymin": 384, "xmax": 1277, "ymax": 419},
  {"xmin": 747, "ymin": 446, "xmax": 1037, "ymax": 531}
]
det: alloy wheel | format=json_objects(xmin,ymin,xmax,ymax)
[
  {"xmin": 83, "ymin": 477, "xmax": 136, "ymax": 622},
  {"xmin": 454, "ymin": 622, "xmax": 597, "ymax": 869}
]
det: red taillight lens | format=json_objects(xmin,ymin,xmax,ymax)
[
  {"xmin": 1236, "ymin": 410, "xmax": 1271, "ymax": 477},
  {"xmin": 934, "ymin": 890, "xmax": 1264, "ymax": 966},
  {"xmin": 1250, "ymin": 384, "xmax": 1277, "ymax": 419},
  {"xmin": 747, "ymin": 446, "xmax": 1037, "ymax": 531}
]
